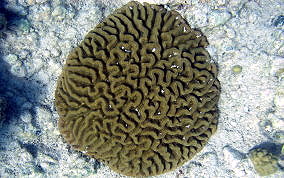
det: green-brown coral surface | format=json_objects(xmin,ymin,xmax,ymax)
[
  {"xmin": 249, "ymin": 148, "xmax": 279, "ymax": 176},
  {"xmin": 55, "ymin": 1, "xmax": 220, "ymax": 176}
]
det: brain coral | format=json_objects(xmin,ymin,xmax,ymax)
[{"xmin": 55, "ymin": 1, "xmax": 221, "ymax": 176}]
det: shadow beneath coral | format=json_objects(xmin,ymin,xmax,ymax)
[
  {"xmin": 0, "ymin": 51, "xmax": 45, "ymax": 176},
  {"xmin": 249, "ymin": 142, "xmax": 283, "ymax": 156},
  {"xmin": 0, "ymin": 59, "xmax": 43, "ymax": 135},
  {"xmin": 0, "ymin": 0, "xmax": 42, "ymax": 139},
  {"xmin": 0, "ymin": 0, "xmax": 27, "ymax": 34}
]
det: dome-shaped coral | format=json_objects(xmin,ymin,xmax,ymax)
[
  {"xmin": 249, "ymin": 148, "xmax": 279, "ymax": 176},
  {"xmin": 55, "ymin": 1, "xmax": 220, "ymax": 176}
]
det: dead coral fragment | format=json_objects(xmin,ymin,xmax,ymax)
[
  {"xmin": 55, "ymin": 1, "xmax": 220, "ymax": 176},
  {"xmin": 249, "ymin": 148, "xmax": 279, "ymax": 176}
]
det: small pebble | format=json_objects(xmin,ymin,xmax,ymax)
[
  {"xmin": 18, "ymin": 19, "xmax": 31, "ymax": 32},
  {"xmin": 208, "ymin": 10, "xmax": 232, "ymax": 27},
  {"xmin": 3, "ymin": 54, "xmax": 18, "ymax": 65},
  {"xmin": 52, "ymin": 6, "xmax": 66, "ymax": 21},
  {"xmin": 215, "ymin": 0, "xmax": 227, "ymax": 6},
  {"xmin": 232, "ymin": 65, "xmax": 242, "ymax": 73},
  {"xmin": 35, "ymin": 106, "xmax": 54, "ymax": 132},
  {"xmin": 11, "ymin": 62, "xmax": 27, "ymax": 78},
  {"xmin": 270, "ymin": 57, "xmax": 284, "ymax": 78},
  {"xmin": 20, "ymin": 111, "xmax": 33, "ymax": 123},
  {"xmin": 272, "ymin": 131, "xmax": 284, "ymax": 143},
  {"xmin": 50, "ymin": 48, "xmax": 60, "ymax": 57},
  {"xmin": 225, "ymin": 27, "xmax": 236, "ymax": 38},
  {"xmin": 274, "ymin": 87, "xmax": 284, "ymax": 109},
  {"xmin": 259, "ymin": 119, "xmax": 273, "ymax": 132},
  {"xmin": 273, "ymin": 15, "xmax": 284, "ymax": 27},
  {"xmin": 199, "ymin": 152, "xmax": 219, "ymax": 167}
]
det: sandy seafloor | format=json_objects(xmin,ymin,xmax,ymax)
[{"xmin": 0, "ymin": 0, "xmax": 283, "ymax": 177}]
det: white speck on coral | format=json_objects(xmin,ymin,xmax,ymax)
[
  {"xmin": 121, "ymin": 46, "xmax": 131, "ymax": 53},
  {"xmin": 152, "ymin": 48, "xmax": 156, "ymax": 52},
  {"xmin": 171, "ymin": 64, "xmax": 178, "ymax": 68},
  {"xmin": 135, "ymin": 108, "xmax": 140, "ymax": 116}
]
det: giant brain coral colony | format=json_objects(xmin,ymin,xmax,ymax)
[{"xmin": 55, "ymin": 1, "xmax": 221, "ymax": 176}]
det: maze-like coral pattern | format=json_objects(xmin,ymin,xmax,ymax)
[{"xmin": 55, "ymin": 1, "xmax": 220, "ymax": 176}]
